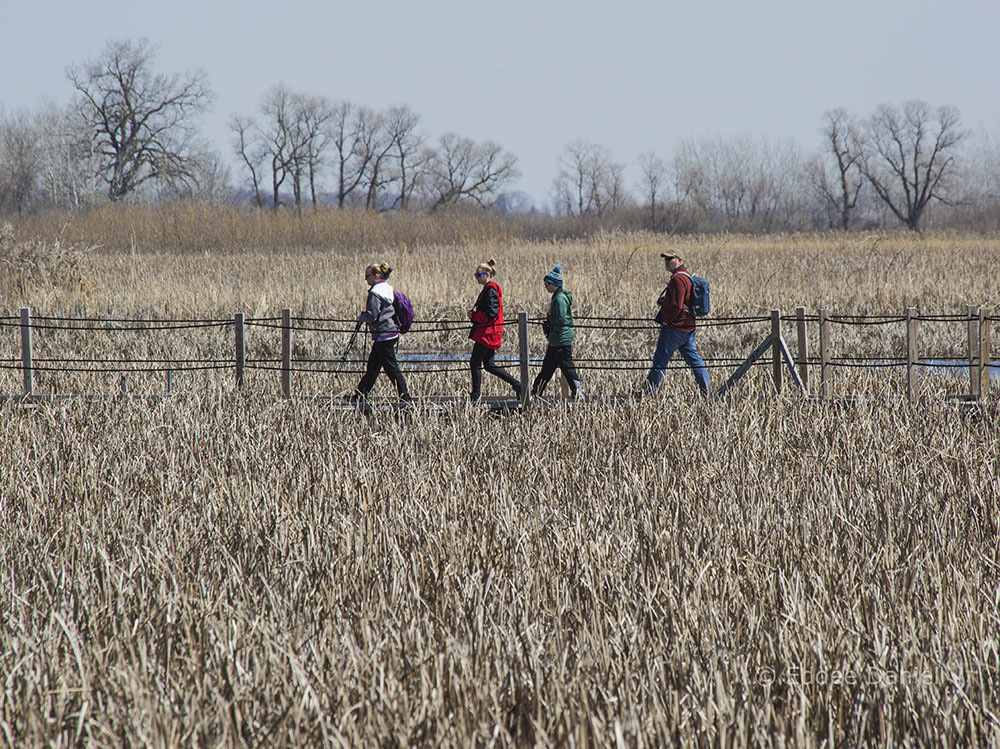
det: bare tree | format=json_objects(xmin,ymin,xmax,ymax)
[
  {"xmin": 638, "ymin": 151, "xmax": 667, "ymax": 229},
  {"xmin": 359, "ymin": 110, "xmax": 393, "ymax": 210},
  {"xmin": 422, "ymin": 133, "xmax": 520, "ymax": 210},
  {"xmin": 953, "ymin": 130, "xmax": 1000, "ymax": 228},
  {"xmin": 33, "ymin": 102, "xmax": 101, "ymax": 209},
  {"xmin": 858, "ymin": 100, "xmax": 967, "ymax": 231},
  {"xmin": 552, "ymin": 140, "xmax": 628, "ymax": 217},
  {"xmin": 296, "ymin": 94, "xmax": 336, "ymax": 210},
  {"xmin": 0, "ymin": 102, "xmax": 100, "ymax": 212},
  {"xmin": 673, "ymin": 136, "xmax": 748, "ymax": 226},
  {"xmin": 66, "ymin": 38, "xmax": 213, "ymax": 201},
  {"xmin": 329, "ymin": 102, "xmax": 379, "ymax": 208},
  {"xmin": 231, "ymin": 88, "xmax": 334, "ymax": 212},
  {"xmin": 813, "ymin": 108, "xmax": 864, "ymax": 230},
  {"xmin": 383, "ymin": 105, "xmax": 427, "ymax": 210},
  {"xmin": 673, "ymin": 135, "xmax": 810, "ymax": 232},
  {"xmin": 230, "ymin": 114, "xmax": 265, "ymax": 208},
  {"xmin": 0, "ymin": 108, "xmax": 40, "ymax": 217},
  {"xmin": 553, "ymin": 140, "xmax": 591, "ymax": 216},
  {"xmin": 257, "ymin": 85, "xmax": 297, "ymax": 211},
  {"xmin": 601, "ymin": 161, "xmax": 629, "ymax": 215},
  {"xmin": 158, "ymin": 148, "xmax": 231, "ymax": 203}
]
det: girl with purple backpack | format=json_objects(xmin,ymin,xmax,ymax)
[{"xmin": 353, "ymin": 263, "xmax": 413, "ymax": 404}]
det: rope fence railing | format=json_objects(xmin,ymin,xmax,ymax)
[
  {"xmin": 23, "ymin": 363, "xmax": 233, "ymax": 373},
  {"xmin": 911, "ymin": 313, "xmax": 976, "ymax": 323},
  {"xmin": 3, "ymin": 305, "xmax": 996, "ymax": 404},
  {"xmin": 824, "ymin": 316, "xmax": 907, "ymax": 326},
  {"xmin": 31, "ymin": 314, "xmax": 234, "ymax": 322},
  {"xmin": 572, "ymin": 360, "xmax": 772, "ymax": 372},
  {"xmin": 828, "ymin": 360, "xmax": 907, "ymax": 369},
  {"xmin": 0, "ymin": 321, "xmax": 234, "ymax": 332},
  {"xmin": 251, "ymin": 364, "xmax": 495, "ymax": 375},
  {"xmin": 31, "ymin": 356, "xmax": 231, "ymax": 364},
  {"xmin": 247, "ymin": 317, "xmax": 517, "ymax": 334},
  {"xmin": 566, "ymin": 315, "xmax": 772, "ymax": 329}
]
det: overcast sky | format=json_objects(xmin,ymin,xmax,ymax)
[{"xmin": 3, "ymin": 0, "xmax": 998, "ymax": 207}]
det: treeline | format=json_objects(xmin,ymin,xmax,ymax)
[
  {"xmin": 554, "ymin": 106, "xmax": 1000, "ymax": 234},
  {"xmin": 2, "ymin": 38, "xmax": 1000, "ymax": 234}
]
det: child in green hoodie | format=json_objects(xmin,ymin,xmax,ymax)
[{"xmin": 531, "ymin": 264, "xmax": 582, "ymax": 399}]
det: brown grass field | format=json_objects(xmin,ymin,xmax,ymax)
[{"xmin": 1, "ymin": 207, "xmax": 998, "ymax": 746}]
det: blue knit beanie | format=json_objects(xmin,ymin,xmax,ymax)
[{"xmin": 543, "ymin": 264, "xmax": 563, "ymax": 287}]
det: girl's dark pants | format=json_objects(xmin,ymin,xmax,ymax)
[
  {"xmin": 470, "ymin": 342, "xmax": 520, "ymax": 396},
  {"xmin": 531, "ymin": 345, "xmax": 579, "ymax": 396},
  {"xmin": 356, "ymin": 338, "xmax": 412, "ymax": 401}
]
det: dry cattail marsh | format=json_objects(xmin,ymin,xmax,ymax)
[{"xmin": 1, "ymin": 209, "xmax": 998, "ymax": 745}]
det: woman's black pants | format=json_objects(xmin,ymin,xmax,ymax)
[
  {"xmin": 469, "ymin": 342, "xmax": 520, "ymax": 396},
  {"xmin": 356, "ymin": 338, "xmax": 412, "ymax": 400},
  {"xmin": 531, "ymin": 345, "xmax": 580, "ymax": 396}
]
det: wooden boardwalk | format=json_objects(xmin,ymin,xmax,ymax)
[
  {"xmin": 5, "ymin": 305, "xmax": 995, "ymax": 407},
  {"xmin": 0, "ymin": 392, "xmax": 605, "ymax": 410}
]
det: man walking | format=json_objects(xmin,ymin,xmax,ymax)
[{"xmin": 644, "ymin": 252, "xmax": 710, "ymax": 396}]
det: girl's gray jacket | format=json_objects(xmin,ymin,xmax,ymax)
[{"xmin": 359, "ymin": 281, "xmax": 399, "ymax": 341}]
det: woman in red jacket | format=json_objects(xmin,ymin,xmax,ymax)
[{"xmin": 467, "ymin": 259, "xmax": 522, "ymax": 404}]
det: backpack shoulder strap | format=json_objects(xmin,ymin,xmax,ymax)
[{"xmin": 673, "ymin": 271, "xmax": 694, "ymax": 313}]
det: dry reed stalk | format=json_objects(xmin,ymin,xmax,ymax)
[
  {"xmin": 1, "ymin": 395, "xmax": 998, "ymax": 745},
  {"xmin": 1, "ymin": 210, "xmax": 999, "ymax": 745}
]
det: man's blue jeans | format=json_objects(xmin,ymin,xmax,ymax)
[{"xmin": 644, "ymin": 326, "xmax": 710, "ymax": 395}]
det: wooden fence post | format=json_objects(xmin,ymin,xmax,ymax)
[
  {"xmin": 281, "ymin": 308, "xmax": 291, "ymax": 399},
  {"xmin": 818, "ymin": 308, "xmax": 831, "ymax": 400},
  {"xmin": 235, "ymin": 312, "xmax": 245, "ymax": 390},
  {"xmin": 771, "ymin": 309, "xmax": 782, "ymax": 394},
  {"xmin": 981, "ymin": 308, "xmax": 992, "ymax": 397},
  {"xmin": 518, "ymin": 312, "xmax": 530, "ymax": 408},
  {"xmin": 968, "ymin": 305, "xmax": 980, "ymax": 400},
  {"xmin": 20, "ymin": 307, "xmax": 33, "ymax": 397},
  {"xmin": 795, "ymin": 306, "xmax": 809, "ymax": 391},
  {"xmin": 906, "ymin": 307, "xmax": 919, "ymax": 403}
]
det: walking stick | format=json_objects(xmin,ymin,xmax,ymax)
[{"xmin": 341, "ymin": 320, "xmax": 363, "ymax": 362}]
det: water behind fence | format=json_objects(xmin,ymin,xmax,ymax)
[{"xmin": 2, "ymin": 306, "xmax": 996, "ymax": 405}]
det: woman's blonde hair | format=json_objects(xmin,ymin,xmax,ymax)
[
  {"xmin": 366, "ymin": 262, "xmax": 392, "ymax": 280},
  {"xmin": 475, "ymin": 258, "xmax": 497, "ymax": 277}
]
